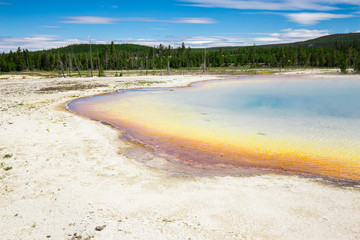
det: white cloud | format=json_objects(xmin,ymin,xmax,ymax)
[
  {"xmin": 171, "ymin": 18, "xmax": 217, "ymax": 24},
  {"xmin": 176, "ymin": 36, "xmax": 248, "ymax": 47},
  {"xmin": 250, "ymin": 29, "xmax": 329, "ymax": 45},
  {"xmin": 0, "ymin": 35, "xmax": 247, "ymax": 52},
  {"xmin": 104, "ymin": 36, "xmax": 248, "ymax": 48},
  {"xmin": 60, "ymin": 16, "xmax": 216, "ymax": 24},
  {"xmin": 269, "ymin": 33, "xmax": 280, "ymax": 37},
  {"xmin": 277, "ymin": 28, "xmax": 329, "ymax": 41},
  {"xmin": 228, "ymin": 29, "xmax": 330, "ymax": 44},
  {"xmin": 61, "ymin": 16, "xmax": 121, "ymax": 24},
  {"xmin": 253, "ymin": 37, "xmax": 281, "ymax": 42},
  {"xmin": 119, "ymin": 29, "xmax": 329, "ymax": 47},
  {"xmin": 0, "ymin": 35, "xmax": 87, "ymax": 52},
  {"xmin": 0, "ymin": 2, "xmax": 11, "ymax": 5},
  {"xmin": 179, "ymin": 0, "xmax": 360, "ymax": 11},
  {"xmin": 112, "ymin": 5, "xmax": 118, "ymax": 9},
  {"xmin": 0, "ymin": 29, "xmax": 330, "ymax": 52},
  {"xmin": 41, "ymin": 26, "xmax": 63, "ymax": 29},
  {"xmin": 286, "ymin": 12, "xmax": 354, "ymax": 25}
]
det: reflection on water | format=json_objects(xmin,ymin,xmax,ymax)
[{"xmin": 68, "ymin": 76, "xmax": 360, "ymax": 182}]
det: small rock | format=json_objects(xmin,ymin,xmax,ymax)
[
  {"xmin": 46, "ymin": 235, "xmax": 51, "ymax": 238},
  {"xmin": 95, "ymin": 225, "xmax": 106, "ymax": 231},
  {"xmin": 71, "ymin": 233, "xmax": 82, "ymax": 240}
]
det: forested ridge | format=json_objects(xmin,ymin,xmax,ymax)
[
  {"xmin": 1, "ymin": 33, "xmax": 360, "ymax": 74},
  {"xmin": 261, "ymin": 32, "xmax": 360, "ymax": 48}
]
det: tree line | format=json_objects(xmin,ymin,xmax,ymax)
[{"xmin": 1, "ymin": 40, "xmax": 360, "ymax": 75}]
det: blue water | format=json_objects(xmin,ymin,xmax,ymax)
[
  {"xmin": 68, "ymin": 75, "xmax": 360, "ymax": 181},
  {"xmin": 179, "ymin": 78, "xmax": 360, "ymax": 119}
]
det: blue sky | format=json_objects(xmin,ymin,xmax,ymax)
[{"xmin": 1, "ymin": 0, "xmax": 360, "ymax": 52}]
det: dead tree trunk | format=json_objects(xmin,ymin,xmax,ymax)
[
  {"xmin": 68, "ymin": 53, "xmax": 72, "ymax": 77},
  {"xmin": 89, "ymin": 40, "xmax": 94, "ymax": 77},
  {"xmin": 152, "ymin": 47, "xmax": 155, "ymax": 75},
  {"xmin": 146, "ymin": 57, "xmax": 148, "ymax": 76},
  {"xmin": 203, "ymin": 48, "xmax": 207, "ymax": 74},
  {"xmin": 73, "ymin": 53, "xmax": 81, "ymax": 77},
  {"xmin": 85, "ymin": 54, "xmax": 89, "ymax": 76},
  {"xmin": 97, "ymin": 50, "xmax": 101, "ymax": 77},
  {"xmin": 167, "ymin": 57, "xmax": 170, "ymax": 75},
  {"xmin": 188, "ymin": 53, "xmax": 190, "ymax": 72},
  {"xmin": 105, "ymin": 52, "xmax": 108, "ymax": 70},
  {"xmin": 160, "ymin": 56, "xmax": 163, "ymax": 76},
  {"xmin": 115, "ymin": 52, "xmax": 119, "ymax": 70},
  {"xmin": 25, "ymin": 55, "xmax": 29, "ymax": 72},
  {"xmin": 58, "ymin": 54, "xmax": 65, "ymax": 78}
]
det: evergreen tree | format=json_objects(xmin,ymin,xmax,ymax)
[
  {"xmin": 2, "ymin": 38, "xmax": 360, "ymax": 74},
  {"xmin": 340, "ymin": 58, "xmax": 348, "ymax": 74}
]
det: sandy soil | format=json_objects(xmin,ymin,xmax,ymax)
[{"xmin": 0, "ymin": 72, "xmax": 359, "ymax": 240}]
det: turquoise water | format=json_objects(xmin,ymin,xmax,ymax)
[
  {"xmin": 166, "ymin": 78, "xmax": 360, "ymax": 118},
  {"xmin": 68, "ymin": 75, "xmax": 360, "ymax": 181}
]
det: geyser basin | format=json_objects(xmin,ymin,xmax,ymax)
[{"xmin": 68, "ymin": 75, "xmax": 360, "ymax": 182}]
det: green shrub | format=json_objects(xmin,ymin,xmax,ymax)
[
  {"xmin": 340, "ymin": 59, "xmax": 348, "ymax": 74},
  {"xmin": 354, "ymin": 60, "xmax": 360, "ymax": 73},
  {"xmin": 98, "ymin": 65, "xmax": 105, "ymax": 77}
]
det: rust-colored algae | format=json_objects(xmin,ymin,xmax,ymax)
[
  {"xmin": 116, "ymin": 118, "xmax": 360, "ymax": 182},
  {"xmin": 67, "ymin": 77, "xmax": 360, "ymax": 183}
]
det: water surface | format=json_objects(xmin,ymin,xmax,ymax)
[{"xmin": 68, "ymin": 75, "xmax": 360, "ymax": 182}]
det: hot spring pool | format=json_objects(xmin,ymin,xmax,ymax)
[{"xmin": 68, "ymin": 75, "xmax": 360, "ymax": 182}]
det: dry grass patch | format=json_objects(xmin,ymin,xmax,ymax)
[{"xmin": 37, "ymin": 83, "xmax": 108, "ymax": 92}]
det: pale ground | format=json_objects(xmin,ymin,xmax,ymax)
[{"xmin": 1, "ymin": 70, "xmax": 360, "ymax": 240}]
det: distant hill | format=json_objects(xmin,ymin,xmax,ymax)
[
  {"xmin": 2, "ymin": 32, "xmax": 360, "ymax": 73},
  {"xmin": 31, "ymin": 32, "xmax": 360, "ymax": 56},
  {"xmin": 259, "ymin": 32, "xmax": 360, "ymax": 48},
  {"xmin": 37, "ymin": 43, "xmax": 152, "ymax": 55},
  {"xmin": 192, "ymin": 33, "xmax": 360, "ymax": 51}
]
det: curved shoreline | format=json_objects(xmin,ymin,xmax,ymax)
[
  {"xmin": 2, "ymin": 73, "xmax": 360, "ymax": 240},
  {"xmin": 66, "ymin": 75, "xmax": 360, "ymax": 185}
]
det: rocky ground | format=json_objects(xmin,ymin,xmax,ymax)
[{"xmin": 0, "ymin": 72, "xmax": 359, "ymax": 240}]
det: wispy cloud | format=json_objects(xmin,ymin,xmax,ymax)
[
  {"xmin": 253, "ymin": 37, "xmax": 281, "ymax": 42},
  {"xmin": 286, "ymin": 12, "xmax": 354, "ymax": 25},
  {"xmin": 0, "ymin": 35, "xmax": 244, "ymax": 52},
  {"xmin": 170, "ymin": 18, "xmax": 216, "ymax": 24},
  {"xmin": 0, "ymin": 29, "xmax": 330, "ymax": 52},
  {"xmin": 170, "ymin": 35, "xmax": 249, "ymax": 47},
  {"xmin": 161, "ymin": 29, "xmax": 329, "ymax": 46},
  {"xmin": 234, "ymin": 9, "xmax": 358, "ymax": 25},
  {"xmin": 60, "ymin": 16, "xmax": 216, "ymax": 24},
  {"xmin": 41, "ymin": 26, "xmax": 63, "ymax": 30},
  {"xmin": 0, "ymin": 2, "xmax": 11, "ymax": 5},
  {"xmin": 179, "ymin": 0, "xmax": 360, "ymax": 11},
  {"xmin": 253, "ymin": 28, "xmax": 329, "ymax": 43},
  {"xmin": 61, "ymin": 16, "xmax": 121, "ymax": 24},
  {"xmin": 0, "ymin": 35, "xmax": 86, "ymax": 52}
]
